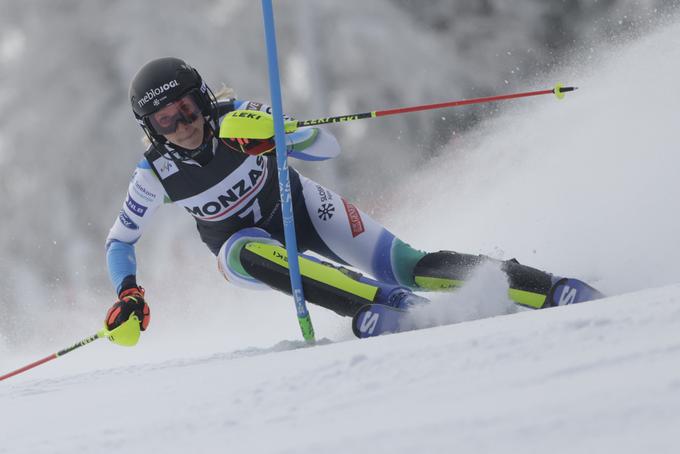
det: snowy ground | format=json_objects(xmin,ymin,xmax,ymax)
[
  {"xmin": 3, "ymin": 13, "xmax": 680, "ymax": 454},
  {"xmin": 2, "ymin": 285, "xmax": 680, "ymax": 454}
]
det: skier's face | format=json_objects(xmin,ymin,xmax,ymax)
[
  {"xmin": 164, "ymin": 114, "xmax": 205, "ymax": 150},
  {"xmin": 149, "ymin": 94, "xmax": 206, "ymax": 150}
]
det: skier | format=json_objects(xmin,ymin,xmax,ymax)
[{"xmin": 104, "ymin": 57, "xmax": 601, "ymax": 336}]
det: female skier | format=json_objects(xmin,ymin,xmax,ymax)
[{"xmin": 104, "ymin": 57, "xmax": 600, "ymax": 335}]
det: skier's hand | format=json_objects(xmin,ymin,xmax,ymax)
[
  {"xmin": 105, "ymin": 287, "xmax": 150, "ymax": 331},
  {"xmin": 223, "ymin": 136, "xmax": 276, "ymax": 156}
]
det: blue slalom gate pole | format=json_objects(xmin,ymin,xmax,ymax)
[{"xmin": 261, "ymin": 0, "xmax": 315, "ymax": 342}]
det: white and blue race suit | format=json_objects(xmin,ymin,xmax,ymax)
[{"xmin": 106, "ymin": 99, "xmax": 426, "ymax": 295}]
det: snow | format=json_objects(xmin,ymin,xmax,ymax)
[
  {"xmin": 2, "ymin": 9, "xmax": 680, "ymax": 454},
  {"xmin": 2, "ymin": 285, "xmax": 680, "ymax": 453}
]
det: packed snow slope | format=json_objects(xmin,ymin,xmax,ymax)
[
  {"xmin": 2, "ymin": 15, "xmax": 680, "ymax": 454},
  {"xmin": 2, "ymin": 287, "xmax": 680, "ymax": 453}
]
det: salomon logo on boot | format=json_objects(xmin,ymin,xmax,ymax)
[
  {"xmin": 358, "ymin": 310, "xmax": 381, "ymax": 335},
  {"xmin": 546, "ymin": 278, "xmax": 605, "ymax": 307},
  {"xmin": 352, "ymin": 304, "xmax": 406, "ymax": 338}
]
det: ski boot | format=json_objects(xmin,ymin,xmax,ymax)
[{"xmin": 543, "ymin": 278, "xmax": 605, "ymax": 307}]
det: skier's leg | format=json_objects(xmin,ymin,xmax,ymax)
[
  {"xmin": 216, "ymin": 228, "xmax": 425, "ymax": 317},
  {"xmin": 222, "ymin": 176, "xmax": 601, "ymax": 313},
  {"xmin": 216, "ymin": 227, "xmax": 278, "ymax": 290},
  {"xmin": 295, "ymin": 176, "xmax": 602, "ymax": 308},
  {"xmin": 295, "ymin": 175, "xmax": 427, "ymax": 287}
]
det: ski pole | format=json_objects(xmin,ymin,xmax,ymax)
[
  {"xmin": 296, "ymin": 84, "xmax": 576, "ymax": 127},
  {"xmin": 261, "ymin": 0, "xmax": 315, "ymax": 342},
  {"xmin": 220, "ymin": 84, "xmax": 577, "ymax": 139},
  {"xmin": 0, "ymin": 314, "xmax": 140, "ymax": 382}
]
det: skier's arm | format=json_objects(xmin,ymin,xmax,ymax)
[
  {"xmin": 228, "ymin": 99, "xmax": 341, "ymax": 161},
  {"xmin": 105, "ymin": 159, "xmax": 166, "ymax": 294},
  {"xmin": 285, "ymin": 126, "xmax": 340, "ymax": 161}
]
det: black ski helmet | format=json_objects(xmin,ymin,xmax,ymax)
[{"xmin": 129, "ymin": 57, "xmax": 217, "ymax": 153}]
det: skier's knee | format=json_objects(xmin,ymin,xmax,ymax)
[
  {"xmin": 373, "ymin": 237, "xmax": 427, "ymax": 288},
  {"xmin": 217, "ymin": 228, "xmax": 281, "ymax": 290}
]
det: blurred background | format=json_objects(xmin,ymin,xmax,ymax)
[{"xmin": 1, "ymin": 0, "xmax": 678, "ymax": 353}]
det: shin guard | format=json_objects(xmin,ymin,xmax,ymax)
[
  {"xmin": 239, "ymin": 242, "xmax": 420, "ymax": 316},
  {"xmin": 413, "ymin": 251, "xmax": 554, "ymax": 309}
]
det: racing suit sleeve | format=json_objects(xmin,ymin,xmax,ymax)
[
  {"xmin": 105, "ymin": 158, "xmax": 167, "ymax": 294},
  {"xmin": 233, "ymin": 99, "xmax": 341, "ymax": 161}
]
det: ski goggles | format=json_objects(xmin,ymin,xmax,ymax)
[{"xmin": 146, "ymin": 93, "xmax": 202, "ymax": 135}]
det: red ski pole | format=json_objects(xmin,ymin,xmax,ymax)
[
  {"xmin": 0, "ymin": 315, "xmax": 140, "ymax": 382},
  {"xmin": 0, "ymin": 332, "xmax": 103, "ymax": 381},
  {"xmin": 221, "ymin": 84, "xmax": 577, "ymax": 139},
  {"xmin": 295, "ymin": 84, "xmax": 576, "ymax": 127}
]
